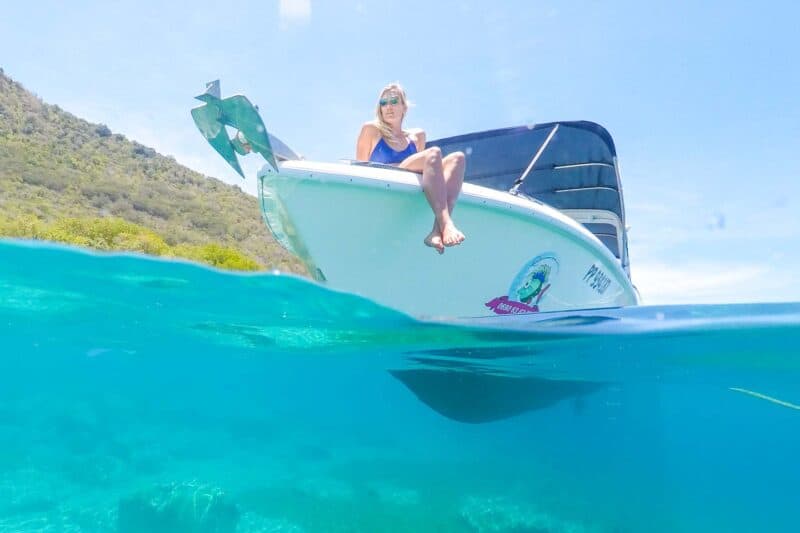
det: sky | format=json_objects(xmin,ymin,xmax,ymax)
[{"xmin": 1, "ymin": 0, "xmax": 799, "ymax": 305}]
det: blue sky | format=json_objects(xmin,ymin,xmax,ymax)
[{"xmin": 2, "ymin": 0, "xmax": 799, "ymax": 304}]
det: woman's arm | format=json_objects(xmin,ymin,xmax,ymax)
[{"xmin": 356, "ymin": 123, "xmax": 380, "ymax": 161}]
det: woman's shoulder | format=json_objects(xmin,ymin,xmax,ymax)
[{"xmin": 359, "ymin": 122, "xmax": 381, "ymax": 136}]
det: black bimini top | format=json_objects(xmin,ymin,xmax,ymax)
[{"xmin": 429, "ymin": 121, "xmax": 630, "ymax": 273}]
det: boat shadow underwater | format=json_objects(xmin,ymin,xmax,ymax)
[{"xmin": 390, "ymin": 364, "xmax": 605, "ymax": 424}]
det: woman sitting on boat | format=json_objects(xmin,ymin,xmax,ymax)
[{"xmin": 356, "ymin": 83, "xmax": 466, "ymax": 254}]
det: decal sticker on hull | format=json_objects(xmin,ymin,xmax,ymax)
[
  {"xmin": 485, "ymin": 254, "xmax": 559, "ymax": 314},
  {"xmin": 583, "ymin": 263, "xmax": 611, "ymax": 295}
]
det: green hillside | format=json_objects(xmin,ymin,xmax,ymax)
[{"xmin": 0, "ymin": 69, "xmax": 304, "ymax": 273}]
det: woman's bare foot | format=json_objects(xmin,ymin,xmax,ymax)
[
  {"xmin": 424, "ymin": 227, "xmax": 445, "ymax": 254},
  {"xmin": 441, "ymin": 221, "xmax": 465, "ymax": 247}
]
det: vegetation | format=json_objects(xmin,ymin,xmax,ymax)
[
  {"xmin": 0, "ymin": 70, "xmax": 305, "ymax": 273},
  {"xmin": 0, "ymin": 214, "xmax": 261, "ymax": 271}
]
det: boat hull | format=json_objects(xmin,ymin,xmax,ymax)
[{"xmin": 259, "ymin": 161, "xmax": 638, "ymax": 318}]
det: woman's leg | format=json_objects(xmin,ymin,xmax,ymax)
[
  {"xmin": 425, "ymin": 151, "xmax": 466, "ymax": 247},
  {"xmin": 399, "ymin": 146, "xmax": 464, "ymax": 253},
  {"xmin": 442, "ymin": 151, "xmax": 466, "ymax": 218},
  {"xmin": 399, "ymin": 148, "xmax": 466, "ymax": 249},
  {"xmin": 400, "ymin": 148, "xmax": 448, "ymax": 252}
]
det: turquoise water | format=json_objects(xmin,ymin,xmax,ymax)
[{"xmin": 1, "ymin": 239, "xmax": 799, "ymax": 532}]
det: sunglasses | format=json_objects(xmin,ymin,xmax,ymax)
[{"xmin": 379, "ymin": 96, "xmax": 400, "ymax": 106}]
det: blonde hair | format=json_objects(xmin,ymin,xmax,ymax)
[{"xmin": 373, "ymin": 82, "xmax": 410, "ymax": 142}]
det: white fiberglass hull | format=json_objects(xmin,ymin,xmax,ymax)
[{"xmin": 259, "ymin": 161, "xmax": 638, "ymax": 318}]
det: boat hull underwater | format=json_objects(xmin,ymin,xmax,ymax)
[{"xmin": 192, "ymin": 81, "xmax": 639, "ymax": 319}]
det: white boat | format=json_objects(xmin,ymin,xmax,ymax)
[{"xmin": 193, "ymin": 83, "xmax": 639, "ymax": 318}]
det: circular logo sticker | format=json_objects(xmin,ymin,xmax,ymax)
[{"xmin": 485, "ymin": 254, "xmax": 559, "ymax": 315}]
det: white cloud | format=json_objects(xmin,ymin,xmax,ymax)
[{"xmin": 279, "ymin": 0, "xmax": 311, "ymax": 27}]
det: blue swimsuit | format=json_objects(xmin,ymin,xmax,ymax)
[{"xmin": 369, "ymin": 136, "xmax": 418, "ymax": 165}]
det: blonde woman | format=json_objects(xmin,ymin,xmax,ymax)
[{"xmin": 356, "ymin": 83, "xmax": 465, "ymax": 254}]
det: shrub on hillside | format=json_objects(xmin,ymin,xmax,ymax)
[
  {"xmin": 0, "ymin": 214, "xmax": 47, "ymax": 238},
  {"xmin": 95, "ymin": 124, "xmax": 112, "ymax": 137},
  {"xmin": 171, "ymin": 243, "xmax": 260, "ymax": 271},
  {"xmin": 0, "ymin": 215, "xmax": 261, "ymax": 271}
]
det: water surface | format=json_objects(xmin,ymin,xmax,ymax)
[{"xmin": 1, "ymin": 240, "xmax": 798, "ymax": 532}]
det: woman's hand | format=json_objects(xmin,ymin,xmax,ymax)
[{"xmin": 409, "ymin": 129, "xmax": 426, "ymax": 152}]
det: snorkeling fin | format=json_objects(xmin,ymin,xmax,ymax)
[{"xmin": 191, "ymin": 80, "xmax": 279, "ymax": 177}]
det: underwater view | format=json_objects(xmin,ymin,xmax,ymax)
[{"xmin": 1, "ymin": 238, "xmax": 799, "ymax": 532}]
